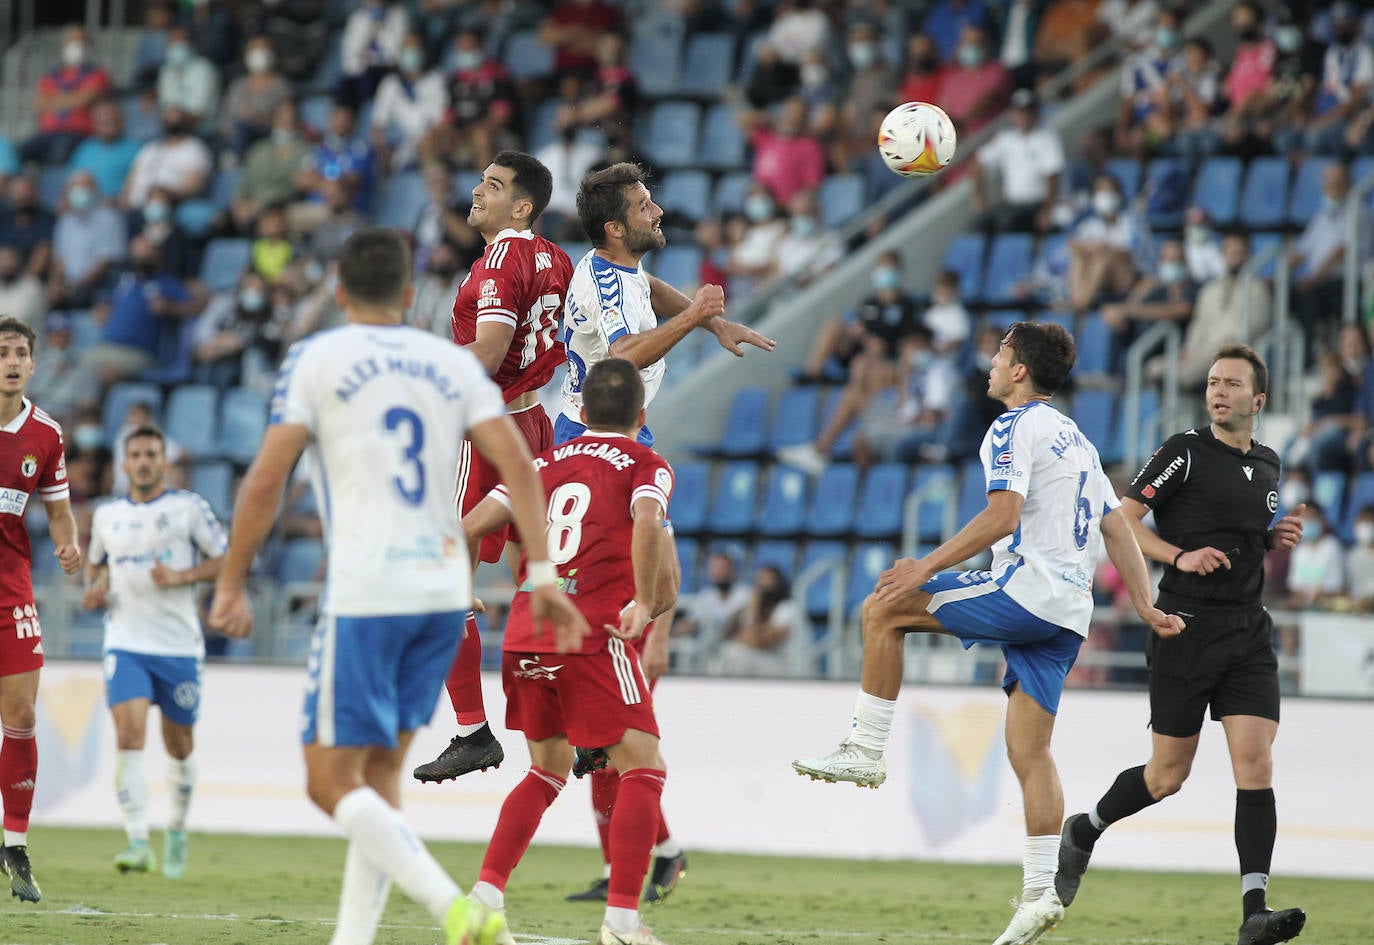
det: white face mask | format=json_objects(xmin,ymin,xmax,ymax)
[
  {"xmin": 62, "ymin": 41, "xmax": 86, "ymax": 67},
  {"xmin": 1092, "ymin": 190, "xmax": 1122, "ymax": 217},
  {"xmin": 1279, "ymin": 482, "xmax": 1309, "ymax": 509},
  {"xmin": 1356, "ymin": 521, "xmax": 1374, "ymax": 546},
  {"xmin": 247, "ymin": 48, "xmax": 273, "ymax": 73}
]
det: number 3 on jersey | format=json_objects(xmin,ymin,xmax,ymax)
[
  {"xmin": 383, "ymin": 407, "xmax": 426, "ymax": 505},
  {"xmin": 547, "ymin": 481, "xmax": 591, "ymax": 564}
]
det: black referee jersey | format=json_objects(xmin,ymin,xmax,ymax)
[{"xmin": 1125, "ymin": 426, "xmax": 1281, "ymax": 607}]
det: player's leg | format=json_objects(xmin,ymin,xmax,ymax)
[
  {"xmin": 599, "ymin": 728, "xmax": 667, "ymax": 945},
  {"xmin": 566, "ymin": 766, "xmax": 617, "ymax": 901},
  {"xmin": 0, "ymin": 667, "xmax": 41, "ymax": 902},
  {"xmin": 151, "ymin": 655, "xmax": 201, "ymax": 879},
  {"xmin": 104, "ymin": 650, "xmax": 158, "ymax": 873}
]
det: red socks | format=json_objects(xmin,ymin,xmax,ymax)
[
  {"xmin": 446, "ymin": 612, "xmax": 487, "ymax": 726},
  {"xmin": 478, "ymin": 767, "xmax": 565, "ymax": 889},
  {"xmin": 606, "ymin": 769, "xmax": 666, "ymax": 910},
  {"xmin": 0, "ymin": 725, "xmax": 37, "ymax": 833},
  {"xmin": 590, "ymin": 767, "xmax": 619, "ymax": 863}
]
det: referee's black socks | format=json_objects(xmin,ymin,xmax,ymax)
[
  {"xmin": 1236, "ymin": 787, "xmax": 1277, "ymax": 918},
  {"xmin": 1074, "ymin": 765, "xmax": 1161, "ymax": 850}
]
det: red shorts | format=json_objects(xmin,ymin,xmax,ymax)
[
  {"xmin": 456, "ymin": 403, "xmax": 553, "ymax": 563},
  {"xmin": 502, "ymin": 642, "xmax": 658, "ymax": 749},
  {"xmin": 0, "ymin": 602, "xmax": 45, "ymax": 676}
]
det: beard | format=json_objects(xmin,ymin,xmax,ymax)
[{"xmin": 624, "ymin": 223, "xmax": 665, "ymax": 256}]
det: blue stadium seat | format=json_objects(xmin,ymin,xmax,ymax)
[
  {"xmin": 699, "ymin": 103, "xmax": 747, "ymax": 171},
  {"xmin": 983, "ymin": 310, "xmax": 1028, "ymax": 333},
  {"xmin": 854, "ymin": 463, "xmax": 909, "ymax": 540},
  {"xmin": 805, "ymin": 463, "xmax": 859, "ymax": 538},
  {"xmin": 1104, "ymin": 157, "xmax": 1142, "ymax": 200},
  {"xmin": 628, "ymin": 25, "xmax": 683, "ymax": 97},
  {"xmin": 799, "ymin": 540, "xmax": 847, "ymax": 617},
  {"xmin": 1249, "ymin": 232, "xmax": 1283, "ymax": 278},
  {"xmin": 911, "ymin": 463, "xmax": 957, "ymax": 542},
  {"xmin": 502, "ymin": 31, "xmax": 554, "ymax": 79},
  {"xmin": 1075, "ymin": 313, "xmax": 1113, "ymax": 376},
  {"xmin": 307, "ymin": 34, "xmax": 343, "ymax": 94},
  {"xmin": 174, "ymin": 199, "xmax": 217, "ymax": 237},
  {"xmin": 137, "ymin": 318, "xmax": 196, "ymax": 386},
  {"xmin": 1342, "ymin": 472, "xmax": 1374, "ymax": 538},
  {"xmin": 122, "ymin": 94, "xmax": 160, "ymax": 142},
  {"xmin": 163, "ymin": 384, "xmax": 220, "ymax": 457},
  {"xmin": 1239, "ymin": 157, "xmax": 1290, "ymax": 229},
  {"xmin": 217, "ymin": 386, "xmax": 269, "ymax": 465},
  {"xmin": 374, "ymin": 170, "xmax": 428, "ymax": 230},
  {"xmin": 713, "ymin": 172, "xmax": 752, "ymax": 215},
  {"xmin": 1073, "ymin": 390, "xmax": 1121, "ymax": 465},
  {"xmin": 641, "ymin": 101, "xmax": 701, "ymax": 170},
  {"xmin": 300, "ymin": 94, "xmax": 334, "ymax": 134},
  {"xmin": 101, "ymin": 382, "xmax": 162, "ymax": 447},
  {"xmin": 818, "ymin": 174, "xmax": 866, "ymax": 229},
  {"xmin": 956, "ymin": 461, "xmax": 987, "ymax": 530},
  {"xmin": 1036, "ymin": 311, "xmax": 1075, "ymax": 334},
  {"xmin": 1189, "ymin": 157, "xmax": 1242, "ymax": 226},
  {"xmin": 1287, "ymin": 157, "xmax": 1333, "ymax": 228},
  {"xmin": 199, "ymin": 239, "xmax": 252, "ymax": 294},
  {"xmin": 191, "ymin": 461, "xmax": 234, "ymax": 522},
  {"xmin": 1311, "ymin": 470, "xmax": 1346, "ymax": 522},
  {"xmin": 650, "ymin": 245, "xmax": 702, "ymax": 290},
  {"xmin": 768, "ymin": 387, "xmax": 820, "ymax": 452},
  {"xmin": 38, "ymin": 166, "xmax": 67, "ymax": 209},
  {"xmin": 278, "ymin": 538, "xmax": 325, "ymax": 583},
  {"xmin": 982, "ymin": 233, "xmax": 1034, "ymax": 307},
  {"xmin": 846, "ymin": 542, "xmax": 893, "ymax": 610},
  {"xmin": 1144, "ymin": 158, "xmax": 1189, "ymax": 230},
  {"xmin": 818, "ymin": 389, "xmax": 858, "ymax": 461},
  {"xmin": 706, "ymin": 461, "xmax": 760, "ymax": 535},
  {"xmin": 714, "ymin": 386, "xmax": 769, "ymax": 457},
  {"xmin": 675, "ymin": 536, "xmax": 701, "ymax": 594},
  {"xmin": 668, "ymin": 460, "xmax": 710, "ymax": 534},
  {"xmin": 657, "ymin": 170, "xmax": 712, "ymax": 221},
  {"xmin": 752, "ymin": 539, "xmax": 799, "ymax": 579},
  {"xmin": 942, "ymin": 233, "xmax": 986, "ymax": 305},
  {"xmin": 679, "ymin": 32, "xmax": 735, "ymax": 98},
  {"xmin": 562, "ymin": 242, "xmax": 593, "ymax": 265},
  {"xmin": 756, "ymin": 464, "xmax": 810, "ymax": 537},
  {"xmin": 67, "ymin": 309, "xmax": 100, "ymax": 353}
]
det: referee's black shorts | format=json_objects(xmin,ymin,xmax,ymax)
[{"xmin": 1145, "ymin": 594, "xmax": 1280, "ymax": 738}]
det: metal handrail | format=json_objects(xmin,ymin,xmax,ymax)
[
  {"xmin": 900, "ymin": 467, "xmax": 957, "ymax": 559},
  {"xmin": 789, "ymin": 554, "xmax": 847, "ymax": 677},
  {"xmin": 1122, "ymin": 320, "xmax": 1181, "ymax": 472},
  {"xmin": 1343, "ymin": 167, "xmax": 1374, "ymax": 324}
]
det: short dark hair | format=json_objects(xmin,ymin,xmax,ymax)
[
  {"xmin": 123, "ymin": 423, "xmax": 166, "ymax": 451},
  {"xmin": 1005, "ymin": 321, "xmax": 1075, "ymax": 395},
  {"xmin": 1213, "ymin": 342, "xmax": 1268, "ymax": 395},
  {"xmin": 578, "ymin": 162, "xmax": 648, "ymax": 248},
  {"xmin": 0, "ymin": 315, "xmax": 36, "ymax": 354},
  {"xmin": 493, "ymin": 150, "xmax": 553, "ymax": 224},
  {"xmin": 582, "ymin": 358, "xmax": 644, "ymax": 430},
  {"xmin": 338, "ymin": 229, "xmax": 412, "ymax": 307}
]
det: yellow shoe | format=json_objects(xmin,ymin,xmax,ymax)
[{"xmin": 443, "ymin": 896, "xmax": 511, "ymax": 945}]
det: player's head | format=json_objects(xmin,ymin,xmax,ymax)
[
  {"xmin": 1207, "ymin": 342, "xmax": 1268, "ymax": 428},
  {"xmin": 577, "ymin": 162, "xmax": 665, "ymax": 258},
  {"xmin": 122, "ymin": 424, "xmax": 168, "ymax": 496},
  {"xmin": 0, "ymin": 315, "xmax": 36, "ymax": 399},
  {"xmin": 991, "ymin": 321, "xmax": 1075, "ymax": 402},
  {"xmin": 468, "ymin": 151, "xmax": 553, "ymax": 236},
  {"xmin": 336, "ymin": 229, "xmax": 414, "ymax": 319},
  {"xmin": 579, "ymin": 357, "xmax": 645, "ymax": 434}
]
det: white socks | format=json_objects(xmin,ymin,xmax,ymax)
[
  {"xmin": 116, "ymin": 749, "xmax": 150, "ymax": 843},
  {"xmin": 454, "ymin": 721, "xmax": 487, "ymax": 737},
  {"xmin": 2, "ymin": 830, "xmax": 26, "ymax": 847},
  {"xmin": 849, "ymin": 692, "xmax": 896, "ymax": 754},
  {"xmin": 470, "ymin": 880, "xmax": 504, "ymax": 910},
  {"xmin": 333, "ymin": 787, "xmax": 459, "ymax": 924},
  {"xmin": 604, "ymin": 905, "xmax": 640, "ymax": 936},
  {"xmin": 168, "ymin": 753, "xmax": 196, "ymax": 832},
  {"xmin": 651, "ymin": 838, "xmax": 682, "ymax": 859},
  {"xmin": 1022, "ymin": 835, "xmax": 1059, "ymax": 899},
  {"xmin": 330, "ymin": 840, "xmax": 393, "ymax": 945}
]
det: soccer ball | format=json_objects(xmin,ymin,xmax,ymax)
[{"xmin": 877, "ymin": 102, "xmax": 957, "ymax": 178}]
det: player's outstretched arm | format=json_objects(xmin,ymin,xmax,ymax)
[
  {"xmin": 152, "ymin": 555, "xmax": 225, "ymax": 589},
  {"xmin": 81, "ymin": 562, "xmax": 109, "ymax": 611},
  {"xmin": 1101, "ymin": 506, "xmax": 1185, "ymax": 639},
  {"xmin": 646, "ymin": 273, "xmax": 777, "ymax": 357},
  {"xmin": 875, "ymin": 490, "xmax": 1022, "ymax": 602},
  {"xmin": 44, "ymin": 498, "xmax": 81, "ymax": 574},
  {"xmin": 210, "ymin": 424, "xmax": 310, "ymax": 638},
  {"xmin": 608, "ymin": 284, "xmax": 725, "ymax": 369}
]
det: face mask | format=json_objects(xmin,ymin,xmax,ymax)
[
  {"xmin": 74, "ymin": 424, "xmax": 104, "ymax": 451},
  {"xmin": 165, "ymin": 42, "xmax": 191, "ymax": 66},
  {"xmin": 1305, "ymin": 520, "xmax": 1324, "ymax": 539},
  {"xmin": 909, "ymin": 349, "xmax": 933, "ymax": 370},
  {"xmin": 1235, "ymin": 25, "xmax": 1259, "ymax": 43},
  {"xmin": 247, "ymin": 48, "xmax": 273, "ymax": 73},
  {"xmin": 1279, "ymin": 482, "xmax": 1309, "ymax": 509},
  {"xmin": 399, "ymin": 48, "xmax": 423, "ymax": 73},
  {"xmin": 1156, "ymin": 27, "xmax": 1178, "ymax": 50},
  {"xmin": 1274, "ymin": 25, "xmax": 1302, "ymax": 54},
  {"xmin": 454, "ymin": 49, "xmax": 483, "ymax": 71},
  {"xmin": 744, "ymin": 195, "xmax": 774, "ymax": 223},
  {"xmin": 848, "ymin": 42, "xmax": 877, "ymax": 69},
  {"xmin": 62, "ymin": 42, "xmax": 85, "ymax": 67},
  {"xmin": 239, "ymin": 288, "xmax": 266, "ymax": 313},
  {"xmin": 956, "ymin": 44, "xmax": 985, "ymax": 68},
  {"xmin": 1186, "ymin": 224, "xmax": 1212, "ymax": 245},
  {"xmin": 791, "ymin": 215, "xmax": 817, "ymax": 238},
  {"xmin": 68, "ymin": 185, "xmax": 94, "ymax": 211},
  {"xmin": 871, "ymin": 266, "xmax": 901, "ymax": 293},
  {"xmin": 1158, "ymin": 260, "xmax": 1186, "ymax": 284},
  {"xmin": 1356, "ymin": 521, "xmax": 1374, "ymax": 546},
  {"xmin": 1092, "ymin": 190, "xmax": 1121, "ymax": 217},
  {"xmin": 143, "ymin": 200, "xmax": 170, "ymax": 224},
  {"xmin": 1322, "ymin": 194, "xmax": 1342, "ymax": 213},
  {"xmin": 975, "ymin": 352, "xmax": 994, "ymax": 371},
  {"xmin": 800, "ymin": 64, "xmax": 827, "ymax": 88}
]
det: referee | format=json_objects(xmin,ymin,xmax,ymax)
[{"xmin": 1055, "ymin": 344, "xmax": 1307, "ymax": 945}]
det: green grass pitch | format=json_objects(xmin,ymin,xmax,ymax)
[{"xmin": 2, "ymin": 827, "xmax": 1370, "ymax": 944}]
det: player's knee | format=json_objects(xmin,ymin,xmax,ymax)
[
  {"xmin": 164, "ymin": 730, "xmax": 194, "ymax": 760},
  {"xmin": 0, "ymin": 692, "xmax": 36, "ymax": 729},
  {"xmin": 1146, "ymin": 759, "xmax": 1191, "ymax": 798}
]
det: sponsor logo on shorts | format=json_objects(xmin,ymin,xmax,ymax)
[
  {"xmin": 515, "ymin": 657, "xmax": 563, "ymax": 681},
  {"xmin": 12, "ymin": 603, "xmax": 40, "ymax": 640},
  {"xmin": 104, "ymin": 653, "xmax": 117, "ymax": 679},
  {"xmin": 173, "ymin": 681, "xmax": 200, "ymax": 710}
]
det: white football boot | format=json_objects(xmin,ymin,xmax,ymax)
[
  {"xmin": 992, "ymin": 890, "xmax": 1065, "ymax": 945},
  {"xmin": 791, "ymin": 740, "xmax": 886, "ymax": 788}
]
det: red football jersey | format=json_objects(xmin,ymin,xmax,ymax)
[
  {"xmin": 494, "ymin": 433, "xmax": 673, "ymax": 655},
  {"xmin": 0, "ymin": 401, "xmax": 70, "ymax": 606},
  {"xmin": 451, "ymin": 229, "xmax": 572, "ymax": 403}
]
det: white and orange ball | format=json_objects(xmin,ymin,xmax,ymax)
[{"xmin": 877, "ymin": 102, "xmax": 957, "ymax": 178}]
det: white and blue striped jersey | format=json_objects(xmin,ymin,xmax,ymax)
[
  {"xmin": 979, "ymin": 401, "xmax": 1120, "ymax": 636},
  {"xmin": 88, "ymin": 489, "xmax": 229, "ymax": 657},
  {"xmin": 558, "ymin": 249, "xmax": 664, "ymax": 424},
  {"xmin": 271, "ymin": 323, "xmax": 506, "ymax": 617}
]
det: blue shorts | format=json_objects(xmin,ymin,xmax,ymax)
[
  {"xmin": 554, "ymin": 413, "xmax": 654, "ymax": 447},
  {"xmin": 922, "ymin": 571, "xmax": 1084, "ymax": 715},
  {"xmin": 302, "ymin": 611, "xmax": 463, "ymax": 748},
  {"xmin": 103, "ymin": 649, "xmax": 202, "ymax": 727}
]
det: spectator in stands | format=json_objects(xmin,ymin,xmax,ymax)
[
  {"xmin": 49, "ymin": 170, "xmax": 126, "ymax": 310},
  {"xmin": 123, "ymin": 106, "xmax": 213, "ymax": 209},
  {"xmin": 339, "ymin": 0, "xmax": 409, "ymax": 105},
  {"xmin": 369, "ymin": 33, "xmax": 447, "ymax": 172},
  {"xmin": 948, "ymin": 324, "xmax": 1007, "ymax": 459},
  {"xmin": 1220, "ymin": 1, "xmax": 1277, "ymax": 156},
  {"xmin": 406, "ymin": 240, "xmax": 464, "ymax": 336},
  {"xmin": 674, "ymin": 550, "xmax": 752, "ymax": 642},
  {"xmin": 131, "ymin": 185, "xmax": 197, "ymax": 281},
  {"xmin": 1294, "ymin": 350, "xmax": 1361, "ymax": 473},
  {"xmin": 851, "ymin": 326, "xmax": 961, "ymax": 467},
  {"xmin": 714, "ymin": 565, "xmax": 803, "ymax": 678},
  {"xmin": 998, "ymin": 0, "xmax": 1043, "ymax": 87},
  {"xmin": 1099, "ymin": 238, "xmax": 1195, "ymax": 343},
  {"xmin": 898, "ymin": 32, "xmax": 946, "ymax": 107},
  {"xmin": 192, "ymin": 268, "xmax": 287, "ymax": 388},
  {"xmin": 1284, "ymin": 502, "xmax": 1345, "ymax": 609},
  {"xmin": 793, "ymin": 250, "xmax": 920, "ymax": 385},
  {"xmin": 284, "ymin": 261, "xmax": 344, "ymax": 343},
  {"xmin": 1262, "ymin": 16, "xmax": 1321, "ymax": 154},
  {"xmin": 922, "ymin": 268, "xmax": 972, "ymax": 355},
  {"xmin": 417, "ymin": 27, "xmax": 519, "ymax": 173},
  {"xmin": 744, "ymin": 39, "xmax": 800, "ymax": 109},
  {"xmin": 1114, "ymin": 5, "xmax": 1183, "ymax": 158},
  {"xmin": 1034, "ymin": 0, "xmax": 1110, "ymax": 77},
  {"xmin": 178, "ymin": 0, "xmax": 240, "ymax": 73},
  {"xmin": 1348, "ymin": 505, "xmax": 1374, "ymax": 610},
  {"xmin": 1343, "ymin": 323, "xmax": 1374, "ymax": 474},
  {"xmin": 795, "ymin": 47, "xmax": 841, "ymax": 144},
  {"xmin": 1182, "ymin": 205, "xmax": 1226, "ymax": 283},
  {"xmin": 536, "ymin": 125, "xmax": 605, "ymax": 243},
  {"xmin": 292, "ymin": 103, "xmax": 377, "ymax": 230},
  {"xmin": 1289, "ymin": 162, "xmax": 1370, "ymax": 341},
  {"xmin": 838, "ymin": 21, "xmax": 896, "ymax": 168},
  {"xmin": 972, "ymin": 87, "xmax": 1065, "ymax": 234},
  {"xmin": 131, "ymin": 2, "xmax": 173, "ymax": 91},
  {"xmin": 220, "ymin": 36, "xmax": 293, "ymax": 158},
  {"xmin": 740, "ymin": 96, "xmax": 827, "ymax": 207},
  {"xmin": 305, "ymin": 179, "xmax": 365, "ymax": 262},
  {"xmin": 0, "ymin": 245, "xmax": 47, "ymax": 335},
  {"xmin": 773, "ymin": 188, "xmax": 842, "ymax": 286},
  {"xmin": 156, "ymin": 23, "xmax": 221, "ymax": 132},
  {"xmin": 1067, "ymin": 173, "xmax": 1149, "ymax": 314},
  {"xmin": 251, "ymin": 205, "xmax": 294, "ymax": 285},
  {"xmin": 1160, "ymin": 36, "xmax": 1225, "ymax": 163},
  {"xmin": 412, "ymin": 162, "xmax": 480, "ymax": 271},
  {"xmin": 0, "ymin": 175, "xmax": 55, "ymax": 280},
  {"xmin": 937, "ymin": 25, "xmax": 1011, "ymax": 134},
  {"xmin": 67, "ymin": 98, "xmax": 142, "ymax": 201},
  {"xmin": 229, "ymin": 99, "xmax": 311, "ymax": 236},
  {"xmin": 0, "ymin": 137, "xmax": 15, "ymax": 195},
  {"xmin": 560, "ymin": 31, "xmax": 639, "ymax": 156},
  {"xmin": 26, "ymin": 313, "xmax": 92, "ymax": 423},
  {"xmin": 922, "ymin": 0, "xmax": 995, "ymax": 61},
  {"xmin": 1294, "ymin": 3, "xmax": 1373, "ymax": 155},
  {"xmin": 763, "ymin": 0, "xmax": 831, "ymax": 65},
  {"xmin": 20, "ymin": 25, "xmax": 112, "ymax": 165},
  {"xmin": 539, "ymin": 0, "xmax": 622, "ymax": 78}
]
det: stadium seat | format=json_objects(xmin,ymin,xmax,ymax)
[
  {"xmin": 768, "ymin": 386, "xmax": 820, "ymax": 452},
  {"xmin": 657, "ymin": 170, "xmax": 712, "ymax": 221},
  {"xmin": 101, "ymin": 381, "xmax": 162, "ymax": 446},
  {"xmin": 1075, "ymin": 312, "xmax": 1113, "ymax": 376},
  {"xmin": 278, "ymin": 538, "xmax": 325, "ymax": 584},
  {"xmin": 1287, "ymin": 157, "xmax": 1333, "ymax": 228},
  {"xmin": 713, "ymin": 172, "xmax": 752, "ymax": 215},
  {"xmin": 191, "ymin": 461, "xmax": 234, "ymax": 522},
  {"xmin": 374, "ymin": 170, "xmax": 428, "ymax": 230},
  {"xmin": 911, "ymin": 463, "xmax": 958, "ymax": 542},
  {"xmin": 955, "ymin": 461, "xmax": 988, "ymax": 529},
  {"xmin": 942, "ymin": 233, "xmax": 986, "ymax": 305},
  {"xmin": 679, "ymin": 32, "xmax": 736, "ymax": 98},
  {"xmin": 982, "ymin": 233, "xmax": 1034, "ymax": 308},
  {"xmin": 854, "ymin": 463, "xmax": 909, "ymax": 540},
  {"xmin": 137, "ymin": 317, "xmax": 197, "ymax": 386},
  {"xmin": 122, "ymin": 94, "xmax": 160, "ymax": 142},
  {"xmin": 300, "ymin": 94, "xmax": 334, "ymax": 134},
  {"xmin": 675, "ymin": 536, "xmax": 701, "ymax": 594},
  {"xmin": 1239, "ymin": 157, "xmax": 1290, "ymax": 230},
  {"xmin": 713, "ymin": 386, "xmax": 769, "ymax": 457},
  {"xmin": 38, "ymin": 166, "xmax": 67, "ymax": 209},
  {"xmin": 752, "ymin": 539, "xmax": 800, "ymax": 579},
  {"xmin": 1189, "ymin": 157, "xmax": 1242, "ymax": 226},
  {"xmin": 562, "ymin": 242, "xmax": 593, "ymax": 265},
  {"xmin": 818, "ymin": 389, "xmax": 859, "ymax": 460},
  {"xmin": 756, "ymin": 464, "xmax": 810, "ymax": 537},
  {"xmin": 502, "ymin": 31, "xmax": 555, "ymax": 80},
  {"xmin": 199, "ymin": 239, "xmax": 252, "ymax": 294},
  {"xmin": 650, "ymin": 245, "xmax": 703, "ymax": 291},
  {"xmin": 163, "ymin": 385, "xmax": 220, "ymax": 457},
  {"xmin": 798, "ymin": 540, "xmax": 847, "ymax": 617},
  {"xmin": 668, "ymin": 460, "xmax": 709, "ymax": 534},
  {"xmin": 1073, "ymin": 389, "xmax": 1121, "ymax": 465},
  {"xmin": 706, "ymin": 461, "xmax": 760, "ymax": 536},
  {"xmin": 1144, "ymin": 158, "xmax": 1189, "ymax": 230},
  {"xmin": 641, "ymin": 101, "xmax": 701, "ymax": 170},
  {"xmin": 217, "ymin": 386, "xmax": 269, "ymax": 465},
  {"xmin": 67, "ymin": 309, "xmax": 100, "ymax": 352},
  {"xmin": 1104, "ymin": 157, "xmax": 1142, "ymax": 200},
  {"xmin": 846, "ymin": 542, "xmax": 893, "ymax": 610},
  {"xmin": 1342, "ymin": 472, "xmax": 1374, "ymax": 538},
  {"xmin": 174, "ymin": 199, "xmax": 217, "ymax": 237},
  {"xmin": 1249, "ymin": 232, "xmax": 1283, "ymax": 278},
  {"xmin": 818, "ymin": 174, "xmax": 866, "ymax": 229},
  {"xmin": 699, "ymin": 102, "xmax": 747, "ymax": 171},
  {"xmin": 805, "ymin": 463, "xmax": 859, "ymax": 538},
  {"xmin": 628, "ymin": 23, "xmax": 683, "ymax": 97}
]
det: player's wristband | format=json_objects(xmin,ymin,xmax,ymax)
[
  {"xmin": 1172, "ymin": 549, "xmax": 1185, "ymax": 569},
  {"xmin": 527, "ymin": 560, "xmax": 557, "ymax": 589}
]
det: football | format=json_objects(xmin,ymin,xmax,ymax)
[{"xmin": 877, "ymin": 102, "xmax": 957, "ymax": 178}]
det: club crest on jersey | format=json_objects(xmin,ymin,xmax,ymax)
[{"xmin": 20, "ymin": 454, "xmax": 37, "ymax": 478}]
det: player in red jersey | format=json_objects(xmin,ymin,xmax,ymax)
[
  {"xmin": 464, "ymin": 359, "xmax": 679, "ymax": 945},
  {"xmin": 412, "ymin": 151, "xmax": 575, "ymax": 785},
  {"xmin": 0, "ymin": 316, "xmax": 81, "ymax": 903}
]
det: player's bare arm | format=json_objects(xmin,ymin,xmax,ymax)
[
  {"xmin": 1100, "ymin": 506, "xmax": 1185, "ymax": 639},
  {"xmin": 461, "ymin": 494, "xmax": 514, "ymax": 566},
  {"xmin": 80, "ymin": 562, "xmax": 109, "ymax": 611},
  {"xmin": 210, "ymin": 423, "xmax": 310, "ymax": 638},
  {"xmin": 609, "ymin": 496, "xmax": 674, "ymax": 642},
  {"xmin": 608, "ymin": 284, "xmax": 725, "ymax": 369},
  {"xmin": 646, "ymin": 274, "xmax": 777, "ymax": 358},
  {"xmin": 465, "ymin": 321, "xmax": 518, "ymax": 376},
  {"xmin": 151, "ymin": 554, "xmax": 226, "ymax": 589},
  {"xmin": 43, "ymin": 498, "xmax": 81, "ymax": 574},
  {"xmin": 1120, "ymin": 496, "xmax": 1231, "ymax": 575},
  {"xmin": 875, "ymin": 490, "xmax": 1022, "ymax": 602}
]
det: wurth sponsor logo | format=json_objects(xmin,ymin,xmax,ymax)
[{"xmin": 1132, "ymin": 454, "xmax": 1186, "ymax": 493}]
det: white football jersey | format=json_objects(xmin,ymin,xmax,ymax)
[
  {"xmin": 271, "ymin": 323, "xmax": 506, "ymax": 617},
  {"xmin": 980, "ymin": 401, "xmax": 1120, "ymax": 636},
  {"xmin": 558, "ymin": 249, "xmax": 664, "ymax": 423},
  {"xmin": 88, "ymin": 489, "xmax": 228, "ymax": 657}
]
